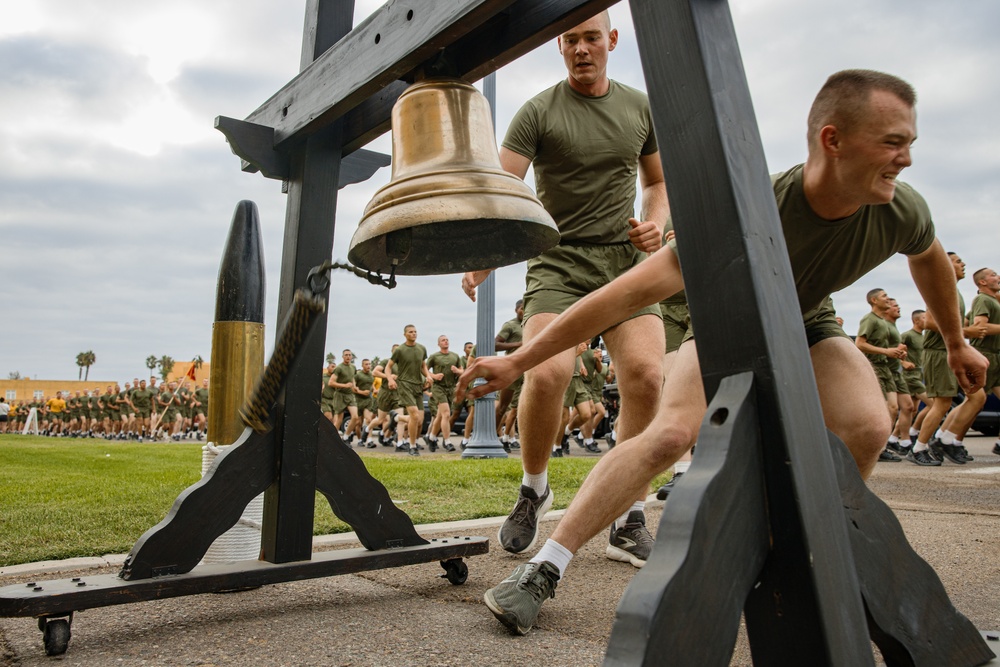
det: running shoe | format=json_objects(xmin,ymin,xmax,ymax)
[
  {"xmin": 498, "ymin": 485, "xmax": 553, "ymax": 554},
  {"xmin": 483, "ymin": 561, "xmax": 559, "ymax": 636}
]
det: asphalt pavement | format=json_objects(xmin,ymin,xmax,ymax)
[{"xmin": 1, "ymin": 436, "xmax": 999, "ymax": 666}]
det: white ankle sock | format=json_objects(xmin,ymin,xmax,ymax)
[
  {"xmin": 937, "ymin": 429, "xmax": 956, "ymax": 445},
  {"xmin": 900, "ymin": 439, "xmax": 912, "ymax": 449},
  {"xmin": 617, "ymin": 501, "xmax": 646, "ymax": 528},
  {"xmin": 522, "ymin": 470, "xmax": 548, "ymax": 496},
  {"xmin": 914, "ymin": 440, "xmax": 928, "ymax": 452},
  {"xmin": 909, "ymin": 427, "xmax": 920, "ymax": 438},
  {"xmin": 531, "ymin": 539, "xmax": 573, "ymax": 577}
]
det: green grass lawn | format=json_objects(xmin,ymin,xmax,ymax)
[{"xmin": 0, "ymin": 435, "xmax": 669, "ymax": 567}]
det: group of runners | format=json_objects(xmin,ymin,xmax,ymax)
[
  {"xmin": 1, "ymin": 378, "xmax": 210, "ymax": 441},
  {"xmin": 858, "ymin": 257, "xmax": 1000, "ymax": 467}
]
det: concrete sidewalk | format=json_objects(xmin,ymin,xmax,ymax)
[{"xmin": 2, "ymin": 437, "xmax": 999, "ymax": 666}]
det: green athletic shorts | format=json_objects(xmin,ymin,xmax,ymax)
[
  {"xmin": 923, "ymin": 349, "xmax": 958, "ymax": 398},
  {"xmin": 902, "ymin": 369, "xmax": 926, "ymax": 396},
  {"xmin": 979, "ymin": 350, "xmax": 1000, "ymax": 391},
  {"xmin": 377, "ymin": 387, "xmax": 399, "ymax": 412},
  {"xmin": 396, "ymin": 380, "xmax": 423, "ymax": 409},
  {"xmin": 870, "ymin": 364, "xmax": 896, "ymax": 397},
  {"xmin": 510, "ymin": 375, "xmax": 524, "ymax": 410},
  {"xmin": 431, "ymin": 383, "xmax": 455, "ymax": 407},
  {"xmin": 563, "ymin": 376, "xmax": 591, "ymax": 409},
  {"xmin": 523, "ymin": 242, "xmax": 661, "ymax": 325},
  {"xmin": 801, "ymin": 298, "xmax": 850, "ymax": 348},
  {"xmin": 332, "ymin": 391, "xmax": 356, "ymax": 414},
  {"xmin": 660, "ymin": 299, "xmax": 692, "ymax": 353}
]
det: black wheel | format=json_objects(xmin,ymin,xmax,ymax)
[
  {"xmin": 440, "ymin": 558, "xmax": 468, "ymax": 585},
  {"xmin": 42, "ymin": 618, "xmax": 71, "ymax": 656}
]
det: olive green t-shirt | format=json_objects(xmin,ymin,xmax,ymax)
[
  {"xmin": 924, "ymin": 292, "xmax": 966, "ymax": 351},
  {"xmin": 333, "ymin": 362, "xmax": 356, "ymax": 395},
  {"xmin": 391, "ymin": 343, "xmax": 428, "ymax": 385},
  {"xmin": 427, "ymin": 351, "xmax": 461, "ymax": 388},
  {"xmin": 354, "ymin": 370, "xmax": 375, "ymax": 396},
  {"xmin": 194, "ymin": 388, "xmax": 209, "ymax": 407},
  {"xmin": 970, "ymin": 293, "xmax": 1000, "ymax": 353},
  {"xmin": 900, "ymin": 329, "xmax": 924, "ymax": 369},
  {"xmin": 580, "ymin": 348, "xmax": 600, "ymax": 384},
  {"xmin": 772, "ymin": 165, "xmax": 936, "ymax": 317},
  {"xmin": 497, "ymin": 318, "xmax": 523, "ymax": 355},
  {"xmin": 503, "ymin": 79, "xmax": 657, "ymax": 244},
  {"xmin": 321, "ymin": 371, "xmax": 337, "ymax": 401},
  {"xmin": 131, "ymin": 389, "xmax": 153, "ymax": 409},
  {"xmin": 858, "ymin": 312, "xmax": 893, "ymax": 366}
]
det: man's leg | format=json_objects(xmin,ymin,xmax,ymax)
[
  {"xmin": 810, "ymin": 337, "xmax": 891, "ymax": 479},
  {"xmin": 497, "ymin": 312, "xmax": 577, "ymax": 552}
]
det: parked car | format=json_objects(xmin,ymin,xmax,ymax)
[{"xmin": 967, "ymin": 392, "xmax": 1000, "ymax": 437}]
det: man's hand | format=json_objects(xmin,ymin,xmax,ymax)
[
  {"xmin": 628, "ymin": 218, "xmax": 662, "ymax": 253},
  {"xmin": 431, "ymin": 372, "xmax": 444, "ymax": 381},
  {"xmin": 455, "ymin": 356, "xmax": 520, "ymax": 403},
  {"xmin": 387, "ymin": 376, "xmax": 398, "ymax": 390},
  {"xmin": 966, "ymin": 322, "xmax": 988, "ymax": 339},
  {"xmin": 947, "ymin": 344, "xmax": 989, "ymax": 394},
  {"xmin": 461, "ymin": 270, "xmax": 494, "ymax": 302}
]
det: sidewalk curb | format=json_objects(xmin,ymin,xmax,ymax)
[{"xmin": 1, "ymin": 496, "xmax": 664, "ymax": 578}]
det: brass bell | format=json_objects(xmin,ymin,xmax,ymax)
[{"xmin": 348, "ymin": 78, "xmax": 559, "ymax": 275}]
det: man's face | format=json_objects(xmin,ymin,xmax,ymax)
[
  {"xmin": 362, "ymin": 359, "xmax": 371, "ymax": 373},
  {"xmin": 979, "ymin": 268, "xmax": 1000, "ymax": 293},
  {"xmin": 404, "ymin": 327, "xmax": 417, "ymax": 343},
  {"xmin": 140, "ymin": 381, "xmax": 146, "ymax": 389},
  {"xmin": 343, "ymin": 351, "xmax": 353, "ymax": 364},
  {"xmin": 464, "ymin": 343, "xmax": 474, "ymax": 356},
  {"xmin": 438, "ymin": 336, "xmax": 449, "ymax": 352},
  {"xmin": 913, "ymin": 312, "xmax": 926, "ymax": 328},
  {"xmin": 951, "ymin": 254, "xmax": 966, "ymax": 280},
  {"xmin": 557, "ymin": 14, "xmax": 617, "ymax": 92},
  {"xmin": 203, "ymin": 379, "xmax": 209, "ymax": 388},
  {"xmin": 836, "ymin": 90, "xmax": 916, "ymax": 206},
  {"xmin": 871, "ymin": 290, "xmax": 890, "ymax": 311},
  {"xmin": 515, "ymin": 303, "xmax": 524, "ymax": 322},
  {"xmin": 888, "ymin": 300, "xmax": 901, "ymax": 319}
]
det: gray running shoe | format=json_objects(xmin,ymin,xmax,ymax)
[
  {"xmin": 906, "ymin": 449, "xmax": 942, "ymax": 467},
  {"xmin": 483, "ymin": 561, "xmax": 560, "ymax": 635},
  {"xmin": 929, "ymin": 439, "xmax": 966, "ymax": 465},
  {"xmin": 606, "ymin": 510, "xmax": 655, "ymax": 567},
  {"xmin": 498, "ymin": 485, "xmax": 553, "ymax": 554}
]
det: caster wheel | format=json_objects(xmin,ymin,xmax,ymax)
[
  {"xmin": 42, "ymin": 618, "xmax": 72, "ymax": 656},
  {"xmin": 440, "ymin": 558, "xmax": 468, "ymax": 585}
]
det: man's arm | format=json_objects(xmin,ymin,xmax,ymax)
[
  {"xmin": 974, "ymin": 314, "xmax": 1000, "ymax": 336},
  {"xmin": 494, "ymin": 334, "xmax": 521, "ymax": 353},
  {"xmin": 908, "ymin": 240, "xmax": 988, "ymax": 392},
  {"xmin": 855, "ymin": 335, "xmax": 905, "ymax": 359},
  {"xmin": 627, "ymin": 152, "xmax": 669, "ymax": 253},
  {"xmin": 458, "ymin": 246, "xmax": 684, "ymax": 397},
  {"xmin": 462, "ymin": 148, "xmax": 533, "ymax": 301}
]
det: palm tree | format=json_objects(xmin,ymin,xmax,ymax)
[
  {"xmin": 326, "ymin": 352, "xmax": 337, "ymax": 365},
  {"xmin": 158, "ymin": 355, "xmax": 175, "ymax": 381},
  {"xmin": 79, "ymin": 350, "xmax": 96, "ymax": 381},
  {"xmin": 146, "ymin": 355, "xmax": 158, "ymax": 379},
  {"xmin": 76, "ymin": 352, "xmax": 87, "ymax": 380}
]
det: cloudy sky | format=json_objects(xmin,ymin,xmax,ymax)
[{"xmin": 2, "ymin": 1, "xmax": 998, "ymax": 383}]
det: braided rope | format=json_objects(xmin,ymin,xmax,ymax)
[{"xmin": 239, "ymin": 289, "xmax": 325, "ymax": 432}]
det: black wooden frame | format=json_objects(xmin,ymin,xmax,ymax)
[{"xmin": 2, "ymin": 1, "xmax": 995, "ymax": 664}]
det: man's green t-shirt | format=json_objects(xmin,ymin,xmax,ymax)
[
  {"xmin": 503, "ymin": 79, "xmax": 657, "ymax": 244},
  {"xmin": 580, "ymin": 348, "xmax": 600, "ymax": 384},
  {"xmin": 354, "ymin": 370, "xmax": 375, "ymax": 396},
  {"xmin": 333, "ymin": 362, "xmax": 356, "ymax": 394},
  {"xmin": 391, "ymin": 343, "xmax": 428, "ymax": 385},
  {"xmin": 321, "ymin": 371, "xmax": 337, "ymax": 401},
  {"xmin": 194, "ymin": 388, "xmax": 209, "ymax": 408},
  {"xmin": 131, "ymin": 389, "xmax": 153, "ymax": 410},
  {"xmin": 924, "ymin": 292, "xmax": 966, "ymax": 351},
  {"xmin": 772, "ymin": 165, "xmax": 936, "ymax": 318},
  {"xmin": 970, "ymin": 293, "xmax": 1000, "ymax": 353},
  {"xmin": 858, "ymin": 313, "xmax": 893, "ymax": 366},
  {"xmin": 497, "ymin": 318, "xmax": 523, "ymax": 355},
  {"xmin": 427, "ymin": 351, "xmax": 461, "ymax": 388},
  {"xmin": 900, "ymin": 329, "xmax": 924, "ymax": 369}
]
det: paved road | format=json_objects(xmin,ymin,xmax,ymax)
[{"xmin": 1, "ymin": 437, "xmax": 998, "ymax": 666}]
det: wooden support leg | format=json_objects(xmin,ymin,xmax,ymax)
[
  {"xmin": 829, "ymin": 432, "xmax": 995, "ymax": 667},
  {"xmin": 120, "ymin": 427, "xmax": 277, "ymax": 580},
  {"xmin": 606, "ymin": 373, "xmax": 769, "ymax": 666},
  {"xmin": 315, "ymin": 414, "xmax": 427, "ymax": 550}
]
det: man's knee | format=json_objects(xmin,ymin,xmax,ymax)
[{"xmin": 635, "ymin": 418, "xmax": 698, "ymax": 469}]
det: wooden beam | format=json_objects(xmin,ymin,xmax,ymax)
[
  {"xmin": 244, "ymin": 0, "xmax": 521, "ymax": 147},
  {"xmin": 625, "ymin": 0, "xmax": 873, "ymax": 663}
]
